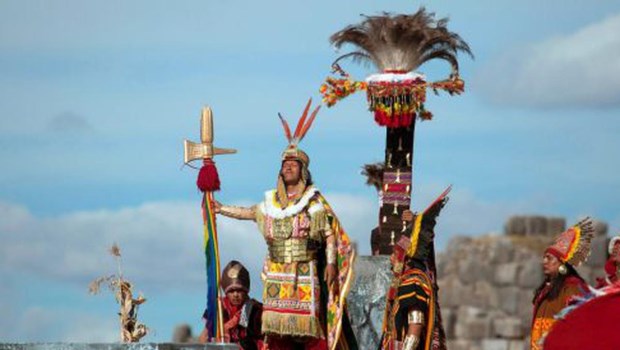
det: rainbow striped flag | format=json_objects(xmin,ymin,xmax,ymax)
[{"xmin": 202, "ymin": 192, "xmax": 223, "ymax": 340}]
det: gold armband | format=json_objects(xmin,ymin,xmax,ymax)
[
  {"xmin": 402, "ymin": 334, "xmax": 420, "ymax": 350},
  {"xmin": 326, "ymin": 244, "xmax": 337, "ymax": 265},
  {"xmin": 408, "ymin": 310, "xmax": 424, "ymax": 325},
  {"xmin": 220, "ymin": 205, "xmax": 255, "ymax": 220}
]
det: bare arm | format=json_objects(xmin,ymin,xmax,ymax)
[{"xmin": 215, "ymin": 201, "xmax": 257, "ymax": 221}]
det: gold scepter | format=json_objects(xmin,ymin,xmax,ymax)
[{"xmin": 184, "ymin": 106, "xmax": 236, "ymax": 342}]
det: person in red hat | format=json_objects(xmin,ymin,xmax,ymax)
[
  {"xmin": 595, "ymin": 235, "xmax": 620, "ymax": 288},
  {"xmin": 199, "ymin": 260, "xmax": 263, "ymax": 350},
  {"xmin": 530, "ymin": 218, "xmax": 594, "ymax": 350}
]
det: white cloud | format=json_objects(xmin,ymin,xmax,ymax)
[
  {"xmin": 0, "ymin": 190, "xmax": 545, "ymax": 341},
  {"xmin": 476, "ymin": 12, "xmax": 620, "ymax": 108},
  {"xmin": 0, "ymin": 189, "xmax": 534, "ymax": 291}
]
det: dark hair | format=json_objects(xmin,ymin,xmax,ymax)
[{"xmin": 532, "ymin": 263, "xmax": 585, "ymax": 304}]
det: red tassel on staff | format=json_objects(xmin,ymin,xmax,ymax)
[{"xmin": 197, "ymin": 159, "xmax": 221, "ymax": 192}]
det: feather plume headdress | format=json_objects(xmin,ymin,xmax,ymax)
[
  {"xmin": 320, "ymin": 7, "xmax": 473, "ymax": 127},
  {"xmin": 546, "ymin": 217, "xmax": 595, "ymax": 267},
  {"xmin": 278, "ymin": 98, "xmax": 321, "ymax": 166},
  {"xmin": 275, "ymin": 99, "xmax": 321, "ymax": 207}
]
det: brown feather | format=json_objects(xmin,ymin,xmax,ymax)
[
  {"xmin": 293, "ymin": 98, "xmax": 312, "ymax": 140},
  {"xmin": 330, "ymin": 7, "xmax": 473, "ymax": 74},
  {"xmin": 361, "ymin": 163, "xmax": 384, "ymax": 192},
  {"xmin": 278, "ymin": 113, "xmax": 292, "ymax": 142},
  {"xmin": 299, "ymin": 105, "xmax": 321, "ymax": 141}
]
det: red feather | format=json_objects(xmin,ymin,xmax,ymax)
[
  {"xmin": 299, "ymin": 105, "xmax": 321, "ymax": 141},
  {"xmin": 293, "ymin": 98, "xmax": 312, "ymax": 139},
  {"xmin": 278, "ymin": 113, "xmax": 292, "ymax": 142}
]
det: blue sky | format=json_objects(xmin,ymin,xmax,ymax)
[{"xmin": 1, "ymin": 0, "xmax": 620, "ymax": 343}]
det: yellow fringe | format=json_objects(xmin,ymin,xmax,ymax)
[{"xmin": 262, "ymin": 310, "xmax": 323, "ymax": 338}]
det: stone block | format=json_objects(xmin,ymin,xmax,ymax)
[
  {"xmin": 525, "ymin": 216, "xmax": 547, "ymax": 236},
  {"xmin": 445, "ymin": 236, "xmax": 473, "ymax": 259},
  {"xmin": 493, "ymin": 317, "xmax": 524, "ymax": 339},
  {"xmin": 438, "ymin": 277, "xmax": 473, "ymax": 308},
  {"xmin": 436, "ymin": 254, "xmax": 446, "ymax": 277},
  {"xmin": 495, "ymin": 263, "xmax": 520, "ymax": 286},
  {"xmin": 547, "ymin": 217, "xmax": 566, "ymax": 236},
  {"xmin": 455, "ymin": 306, "xmax": 492, "ymax": 340},
  {"xmin": 586, "ymin": 235, "xmax": 610, "ymax": 268},
  {"xmin": 459, "ymin": 257, "xmax": 493, "ymax": 284},
  {"xmin": 498, "ymin": 286, "xmax": 521, "ymax": 315},
  {"xmin": 482, "ymin": 339, "xmax": 510, "ymax": 350},
  {"xmin": 505, "ymin": 216, "xmax": 526, "ymax": 236},
  {"xmin": 593, "ymin": 219, "xmax": 609, "ymax": 236},
  {"xmin": 517, "ymin": 258, "xmax": 543, "ymax": 288},
  {"xmin": 517, "ymin": 289, "xmax": 534, "ymax": 327},
  {"xmin": 488, "ymin": 237, "xmax": 516, "ymax": 264},
  {"xmin": 442, "ymin": 307, "xmax": 457, "ymax": 339},
  {"xmin": 473, "ymin": 281, "xmax": 500, "ymax": 309},
  {"xmin": 447, "ymin": 340, "xmax": 482, "ymax": 350},
  {"xmin": 508, "ymin": 340, "xmax": 527, "ymax": 350}
]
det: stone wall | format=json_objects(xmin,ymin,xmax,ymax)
[{"xmin": 436, "ymin": 216, "xmax": 610, "ymax": 350}]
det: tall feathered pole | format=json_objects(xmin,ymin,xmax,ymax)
[
  {"xmin": 321, "ymin": 7, "xmax": 472, "ymax": 254},
  {"xmin": 183, "ymin": 107, "xmax": 236, "ymax": 341}
]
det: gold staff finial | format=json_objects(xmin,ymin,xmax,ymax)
[{"xmin": 184, "ymin": 106, "xmax": 236, "ymax": 164}]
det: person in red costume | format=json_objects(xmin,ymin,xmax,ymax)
[
  {"xmin": 199, "ymin": 260, "xmax": 263, "ymax": 350},
  {"xmin": 595, "ymin": 236, "xmax": 620, "ymax": 288},
  {"xmin": 530, "ymin": 218, "xmax": 594, "ymax": 350}
]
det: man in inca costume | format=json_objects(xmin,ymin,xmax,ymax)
[
  {"xmin": 216, "ymin": 100, "xmax": 357, "ymax": 350},
  {"xmin": 380, "ymin": 188, "xmax": 450, "ymax": 350}
]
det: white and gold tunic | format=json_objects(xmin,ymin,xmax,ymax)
[{"xmin": 255, "ymin": 185, "xmax": 332, "ymax": 338}]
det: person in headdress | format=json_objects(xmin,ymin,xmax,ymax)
[
  {"xmin": 199, "ymin": 260, "xmax": 263, "ymax": 350},
  {"xmin": 214, "ymin": 99, "xmax": 357, "ymax": 350},
  {"xmin": 530, "ymin": 218, "xmax": 594, "ymax": 350},
  {"xmin": 380, "ymin": 188, "xmax": 450, "ymax": 350},
  {"xmin": 595, "ymin": 235, "xmax": 620, "ymax": 288}
]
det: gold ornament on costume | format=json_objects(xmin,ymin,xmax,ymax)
[{"xmin": 227, "ymin": 265, "xmax": 241, "ymax": 279}]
